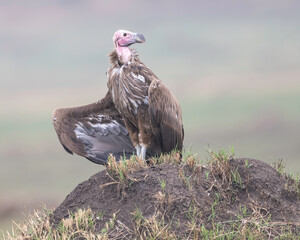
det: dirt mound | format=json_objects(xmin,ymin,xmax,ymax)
[{"xmin": 51, "ymin": 157, "xmax": 300, "ymax": 238}]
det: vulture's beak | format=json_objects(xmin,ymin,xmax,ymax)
[{"xmin": 134, "ymin": 33, "xmax": 146, "ymax": 43}]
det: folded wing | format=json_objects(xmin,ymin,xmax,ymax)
[
  {"xmin": 52, "ymin": 92, "xmax": 135, "ymax": 164},
  {"xmin": 148, "ymin": 79, "xmax": 184, "ymax": 153}
]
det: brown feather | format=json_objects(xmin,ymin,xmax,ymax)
[
  {"xmin": 107, "ymin": 49, "xmax": 184, "ymax": 154},
  {"xmin": 52, "ymin": 45, "xmax": 184, "ymax": 164},
  {"xmin": 149, "ymin": 79, "xmax": 184, "ymax": 152},
  {"xmin": 107, "ymin": 50, "xmax": 154, "ymax": 127},
  {"xmin": 52, "ymin": 92, "xmax": 135, "ymax": 164}
]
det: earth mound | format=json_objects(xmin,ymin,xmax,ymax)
[{"xmin": 51, "ymin": 155, "xmax": 300, "ymax": 239}]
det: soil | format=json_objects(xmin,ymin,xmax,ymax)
[{"xmin": 51, "ymin": 158, "xmax": 300, "ymax": 238}]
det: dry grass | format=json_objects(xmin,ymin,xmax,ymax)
[
  {"xmin": 2, "ymin": 208, "xmax": 103, "ymax": 240},
  {"xmin": 132, "ymin": 209, "xmax": 177, "ymax": 240},
  {"xmin": 3, "ymin": 206, "xmax": 299, "ymax": 240},
  {"xmin": 3, "ymin": 149, "xmax": 300, "ymax": 239},
  {"xmin": 273, "ymin": 159, "xmax": 300, "ymax": 197},
  {"xmin": 207, "ymin": 148, "xmax": 234, "ymax": 190},
  {"xmin": 106, "ymin": 150, "xmax": 192, "ymax": 183}
]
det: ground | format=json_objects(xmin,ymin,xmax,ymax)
[{"xmin": 48, "ymin": 153, "xmax": 300, "ymax": 239}]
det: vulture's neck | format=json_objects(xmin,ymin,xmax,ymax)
[
  {"xmin": 109, "ymin": 48, "xmax": 139, "ymax": 67},
  {"xmin": 116, "ymin": 46, "xmax": 132, "ymax": 63},
  {"xmin": 109, "ymin": 45, "xmax": 137, "ymax": 65}
]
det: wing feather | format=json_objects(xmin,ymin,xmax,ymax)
[
  {"xmin": 148, "ymin": 79, "xmax": 184, "ymax": 153},
  {"xmin": 52, "ymin": 92, "xmax": 135, "ymax": 164}
]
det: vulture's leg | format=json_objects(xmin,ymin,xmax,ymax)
[
  {"xmin": 138, "ymin": 105, "xmax": 154, "ymax": 160},
  {"xmin": 140, "ymin": 145, "xmax": 147, "ymax": 160},
  {"xmin": 123, "ymin": 118, "xmax": 140, "ymax": 157},
  {"xmin": 135, "ymin": 144, "xmax": 141, "ymax": 157}
]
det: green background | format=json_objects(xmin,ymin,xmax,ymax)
[{"xmin": 1, "ymin": 0, "xmax": 299, "ymax": 233}]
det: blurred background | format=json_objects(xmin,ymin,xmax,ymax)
[{"xmin": 1, "ymin": 0, "xmax": 299, "ymax": 233}]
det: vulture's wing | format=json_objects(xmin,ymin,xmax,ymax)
[
  {"xmin": 148, "ymin": 79, "xmax": 184, "ymax": 153},
  {"xmin": 52, "ymin": 92, "xmax": 135, "ymax": 165}
]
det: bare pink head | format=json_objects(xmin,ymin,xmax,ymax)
[{"xmin": 113, "ymin": 30, "xmax": 145, "ymax": 48}]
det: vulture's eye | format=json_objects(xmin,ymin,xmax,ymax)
[{"xmin": 123, "ymin": 33, "xmax": 127, "ymax": 37}]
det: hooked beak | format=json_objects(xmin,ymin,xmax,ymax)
[{"xmin": 134, "ymin": 33, "xmax": 145, "ymax": 43}]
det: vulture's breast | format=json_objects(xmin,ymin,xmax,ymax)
[{"xmin": 107, "ymin": 64, "xmax": 150, "ymax": 124}]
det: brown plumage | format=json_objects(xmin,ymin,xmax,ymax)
[{"xmin": 52, "ymin": 30, "xmax": 184, "ymax": 164}]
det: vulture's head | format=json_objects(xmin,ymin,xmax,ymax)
[{"xmin": 113, "ymin": 30, "xmax": 145, "ymax": 48}]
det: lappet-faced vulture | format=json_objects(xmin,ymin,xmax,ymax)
[{"xmin": 52, "ymin": 30, "xmax": 184, "ymax": 164}]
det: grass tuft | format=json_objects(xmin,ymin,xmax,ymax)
[
  {"xmin": 273, "ymin": 159, "xmax": 300, "ymax": 197},
  {"xmin": 2, "ymin": 208, "xmax": 102, "ymax": 240},
  {"xmin": 132, "ymin": 208, "xmax": 177, "ymax": 240},
  {"xmin": 206, "ymin": 147, "xmax": 235, "ymax": 198}
]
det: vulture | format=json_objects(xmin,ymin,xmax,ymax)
[{"xmin": 52, "ymin": 30, "xmax": 184, "ymax": 165}]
